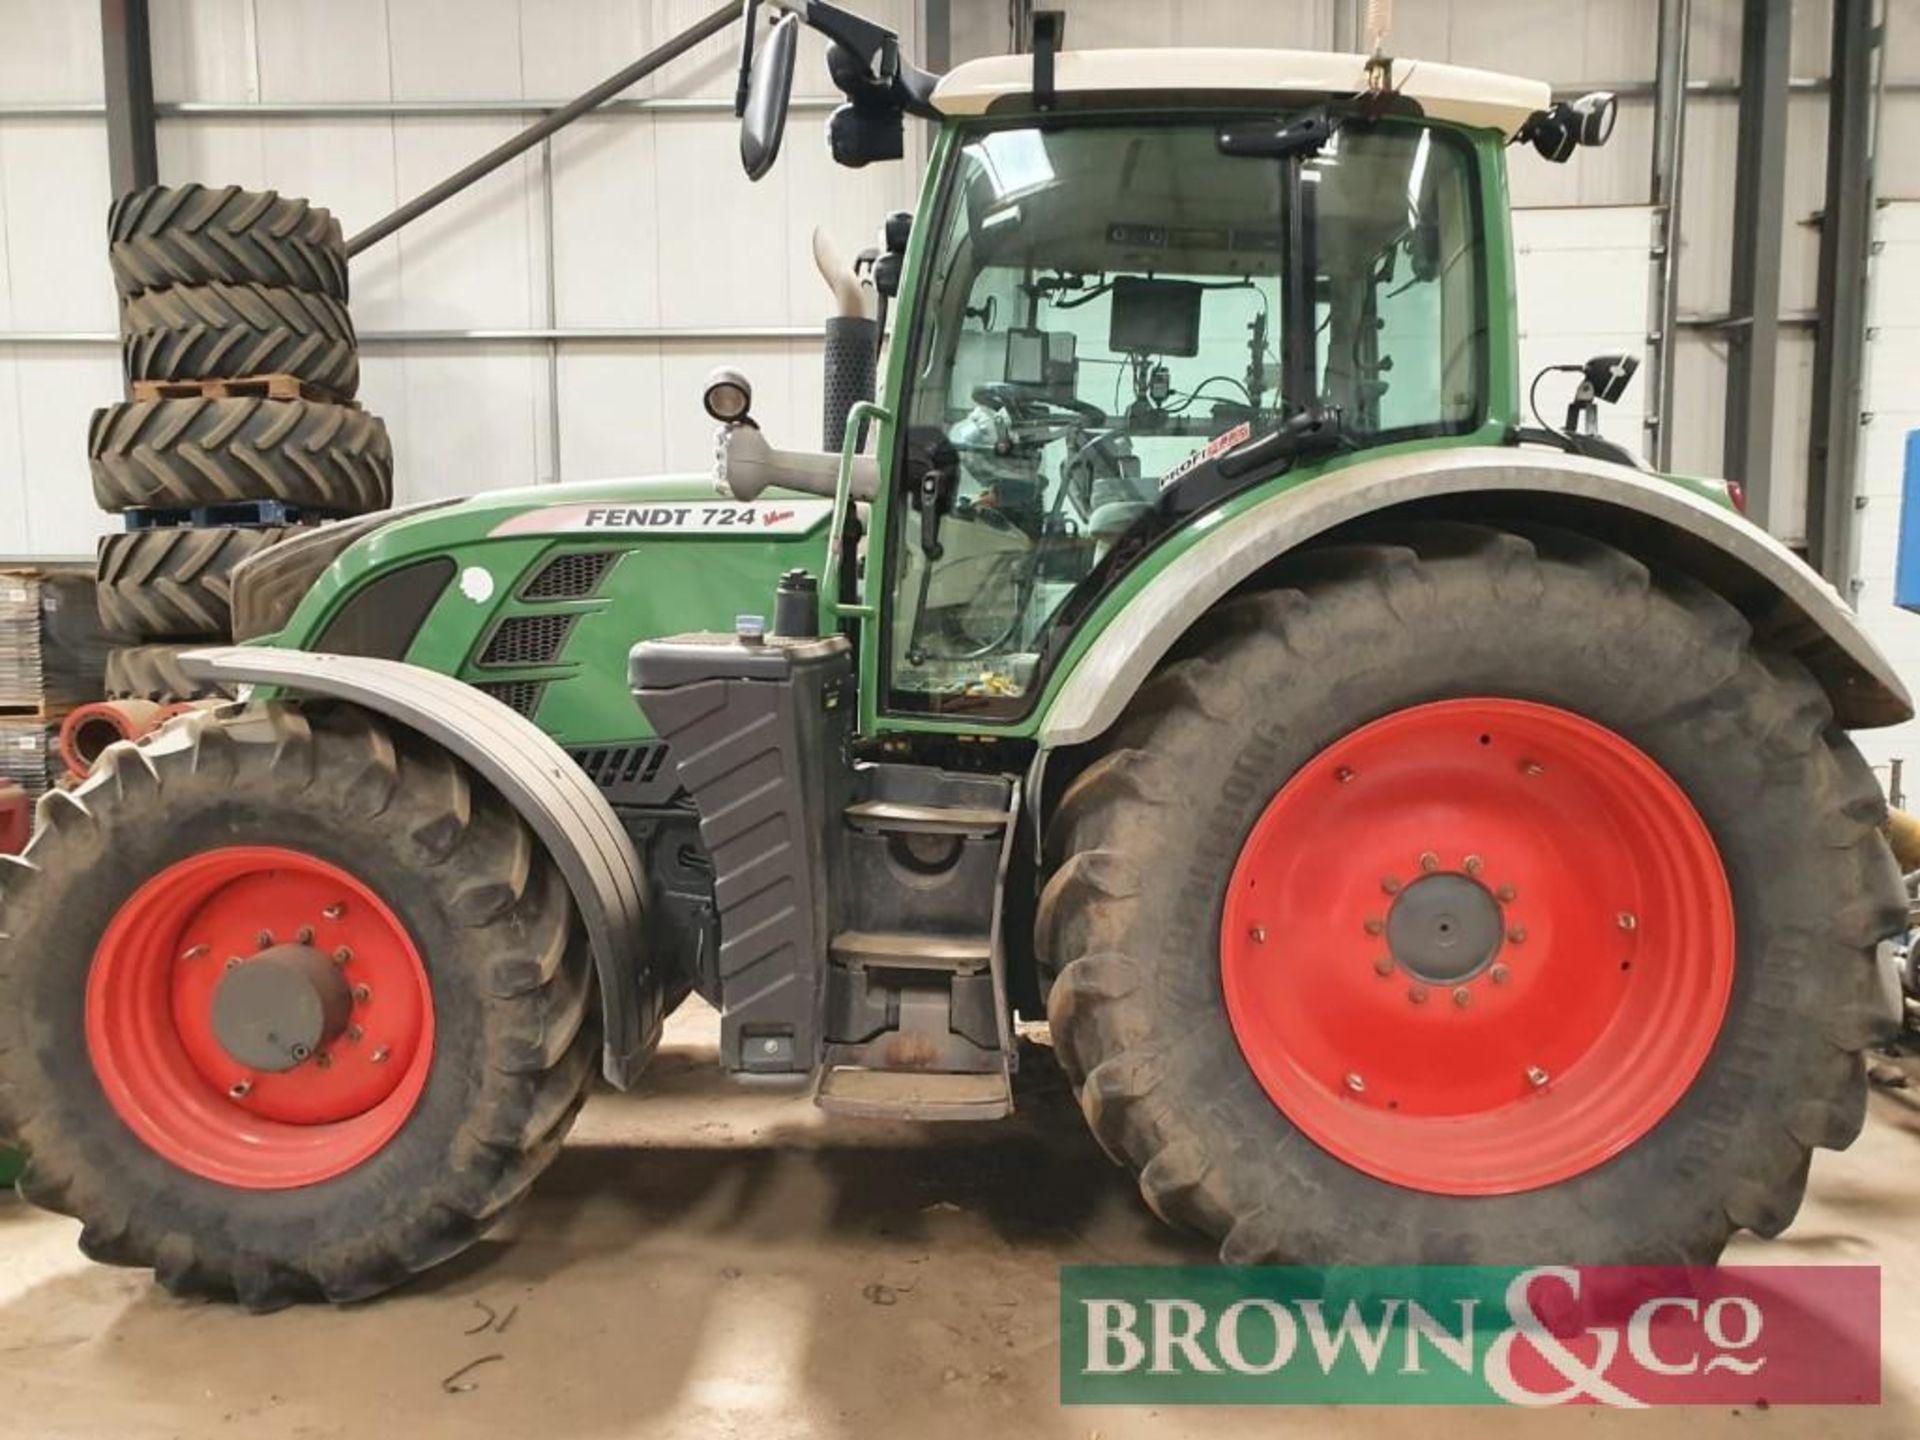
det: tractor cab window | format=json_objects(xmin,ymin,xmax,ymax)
[{"xmin": 886, "ymin": 118, "xmax": 1485, "ymax": 718}]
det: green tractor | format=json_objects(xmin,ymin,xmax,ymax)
[{"xmin": 0, "ymin": 5, "xmax": 1908, "ymax": 1308}]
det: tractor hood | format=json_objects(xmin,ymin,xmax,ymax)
[{"xmin": 256, "ymin": 473, "xmax": 837, "ymax": 748}]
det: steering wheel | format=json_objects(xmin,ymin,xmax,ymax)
[{"xmin": 971, "ymin": 382, "xmax": 1108, "ymax": 429}]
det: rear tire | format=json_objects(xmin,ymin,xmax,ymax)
[
  {"xmin": 120, "ymin": 283, "xmax": 358, "ymax": 398},
  {"xmin": 96, "ymin": 526, "xmax": 297, "ymax": 640},
  {"xmin": 108, "ymin": 185, "xmax": 348, "ymax": 300},
  {"xmin": 90, "ymin": 398, "xmax": 392, "ymax": 515},
  {"xmin": 0, "ymin": 704, "xmax": 597, "ymax": 1307},
  {"xmin": 1038, "ymin": 522, "xmax": 1904, "ymax": 1265},
  {"xmin": 104, "ymin": 643, "xmax": 234, "ymax": 702}
]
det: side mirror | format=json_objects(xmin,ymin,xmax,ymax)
[{"xmin": 740, "ymin": 10, "xmax": 800, "ymax": 181}]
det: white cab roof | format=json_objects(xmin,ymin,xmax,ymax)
[{"xmin": 931, "ymin": 49, "xmax": 1551, "ymax": 138}]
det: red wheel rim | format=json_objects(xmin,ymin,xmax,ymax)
[
  {"xmin": 86, "ymin": 846, "xmax": 434, "ymax": 1190},
  {"xmin": 1220, "ymin": 699, "xmax": 1734, "ymax": 1195}
]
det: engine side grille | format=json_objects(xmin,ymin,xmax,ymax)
[
  {"xmin": 568, "ymin": 742, "xmax": 680, "ymax": 806},
  {"xmin": 479, "ymin": 613, "xmax": 575, "ymax": 667},
  {"xmin": 523, "ymin": 551, "xmax": 615, "ymax": 600},
  {"xmin": 475, "ymin": 679, "xmax": 545, "ymax": 719}
]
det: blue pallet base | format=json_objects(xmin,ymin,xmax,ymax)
[{"xmin": 122, "ymin": 499, "xmax": 330, "ymax": 531}]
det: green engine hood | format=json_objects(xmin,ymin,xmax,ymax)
[{"xmin": 268, "ymin": 474, "xmax": 836, "ymax": 748}]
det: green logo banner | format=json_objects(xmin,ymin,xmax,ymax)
[{"xmin": 1059, "ymin": 1265, "xmax": 1879, "ymax": 1407}]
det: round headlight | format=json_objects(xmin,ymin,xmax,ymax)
[{"xmin": 703, "ymin": 367, "xmax": 754, "ymax": 424}]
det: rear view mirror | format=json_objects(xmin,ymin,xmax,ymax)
[{"xmin": 740, "ymin": 10, "xmax": 800, "ymax": 181}]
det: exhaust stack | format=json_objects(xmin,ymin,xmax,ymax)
[{"xmin": 813, "ymin": 228, "xmax": 877, "ymax": 453}]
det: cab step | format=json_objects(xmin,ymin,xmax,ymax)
[
  {"xmin": 815, "ymin": 1066, "xmax": 1012, "ymax": 1121},
  {"xmin": 843, "ymin": 799, "xmax": 1009, "ymax": 835},
  {"xmin": 830, "ymin": 930, "xmax": 992, "ymax": 973}
]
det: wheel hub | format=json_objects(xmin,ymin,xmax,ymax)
[
  {"xmin": 86, "ymin": 846, "xmax": 435, "ymax": 1190},
  {"xmin": 1385, "ymin": 873, "xmax": 1503, "ymax": 984},
  {"xmin": 209, "ymin": 943, "xmax": 352, "ymax": 1073},
  {"xmin": 1218, "ymin": 698, "xmax": 1735, "ymax": 1196}
]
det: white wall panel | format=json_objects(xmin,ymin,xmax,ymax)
[
  {"xmin": 4, "ymin": 346, "xmax": 121, "ymax": 556},
  {"xmin": 149, "ymin": 0, "xmax": 257, "ymax": 105},
  {"xmin": 0, "ymin": 122, "xmax": 117, "ymax": 334},
  {"xmin": 1512, "ymin": 206, "xmax": 1655, "ymax": 456},
  {"xmin": 253, "ymin": 0, "xmax": 394, "ymax": 103},
  {"xmin": 551, "ymin": 115, "xmax": 664, "ymax": 328},
  {"xmin": 388, "ymin": 0, "xmax": 527, "ymax": 101},
  {"xmin": 0, "ymin": 0, "xmax": 104, "ymax": 103}
]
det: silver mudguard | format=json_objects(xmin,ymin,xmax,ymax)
[
  {"xmin": 1040, "ymin": 445, "xmax": 1912, "ymax": 745},
  {"xmin": 179, "ymin": 647, "xmax": 657, "ymax": 1090}
]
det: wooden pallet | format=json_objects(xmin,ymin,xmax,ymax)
[
  {"xmin": 0, "ymin": 702, "xmax": 77, "ymax": 721},
  {"xmin": 129, "ymin": 372, "xmax": 359, "ymax": 407}
]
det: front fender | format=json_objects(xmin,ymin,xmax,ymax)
[
  {"xmin": 1040, "ymin": 446, "xmax": 1912, "ymax": 744},
  {"xmin": 179, "ymin": 647, "xmax": 658, "ymax": 1090}
]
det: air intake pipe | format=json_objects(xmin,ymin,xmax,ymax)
[{"xmin": 814, "ymin": 227, "xmax": 877, "ymax": 453}]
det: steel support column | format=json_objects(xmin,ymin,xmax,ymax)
[
  {"xmin": 1645, "ymin": 0, "xmax": 1690, "ymax": 470},
  {"xmin": 1806, "ymin": 0, "xmax": 1882, "ymax": 584},
  {"xmin": 1723, "ymin": 0, "xmax": 1791, "ymax": 530},
  {"xmin": 99, "ymin": 0, "xmax": 157, "ymax": 196}
]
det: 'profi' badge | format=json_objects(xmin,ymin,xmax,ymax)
[{"xmin": 490, "ymin": 499, "xmax": 833, "ymax": 538}]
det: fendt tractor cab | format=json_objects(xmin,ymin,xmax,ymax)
[{"xmin": 1, "ymin": 3, "xmax": 1907, "ymax": 1309}]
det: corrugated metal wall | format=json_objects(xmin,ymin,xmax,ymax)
[{"xmin": 1, "ymin": 0, "xmax": 1916, "ymax": 562}]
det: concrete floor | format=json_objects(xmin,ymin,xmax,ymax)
[{"xmin": 2, "ymin": 1005, "xmax": 1917, "ymax": 1440}]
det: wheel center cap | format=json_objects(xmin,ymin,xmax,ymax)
[
  {"xmin": 1386, "ymin": 873, "xmax": 1503, "ymax": 984},
  {"xmin": 209, "ymin": 943, "xmax": 352, "ymax": 1073}
]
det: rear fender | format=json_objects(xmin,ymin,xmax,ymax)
[
  {"xmin": 180, "ymin": 647, "xmax": 658, "ymax": 1089},
  {"xmin": 1039, "ymin": 446, "xmax": 1912, "ymax": 745}
]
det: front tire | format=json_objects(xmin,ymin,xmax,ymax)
[
  {"xmin": 0, "ymin": 704, "xmax": 596, "ymax": 1307},
  {"xmin": 1038, "ymin": 522, "xmax": 1903, "ymax": 1265}
]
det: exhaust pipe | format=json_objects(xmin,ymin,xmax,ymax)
[{"xmin": 814, "ymin": 227, "xmax": 877, "ymax": 453}]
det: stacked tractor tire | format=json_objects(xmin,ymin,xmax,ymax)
[{"xmin": 90, "ymin": 184, "xmax": 393, "ymax": 701}]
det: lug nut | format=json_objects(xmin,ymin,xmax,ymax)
[
  {"xmin": 256, "ymin": 930, "xmax": 274, "ymax": 949},
  {"xmin": 1527, "ymin": 1066, "xmax": 1550, "ymax": 1088},
  {"xmin": 347, "ymin": 1024, "xmax": 364, "ymax": 1042},
  {"xmin": 352, "ymin": 984, "xmax": 371, "ymax": 1003},
  {"xmin": 315, "ymin": 1052, "xmax": 333, "ymax": 1069},
  {"xmin": 1419, "ymin": 851, "xmax": 1440, "ymax": 872},
  {"xmin": 1364, "ymin": 916, "xmax": 1385, "ymax": 936},
  {"xmin": 1497, "ymin": 885, "xmax": 1517, "ymax": 903},
  {"xmin": 1373, "ymin": 955, "xmax": 1395, "ymax": 976},
  {"xmin": 228, "ymin": 1080, "xmax": 251, "ymax": 1099},
  {"xmin": 1452, "ymin": 987, "xmax": 1472, "ymax": 1008},
  {"xmin": 332, "ymin": 946, "xmax": 352, "ymax": 967},
  {"xmin": 1248, "ymin": 926, "xmax": 1267, "ymax": 944},
  {"xmin": 322, "ymin": 903, "xmax": 346, "ymax": 920},
  {"xmin": 296, "ymin": 926, "xmax": 314, "ymax": 945},
  {"xmin": 1408, "ymin": 984, "xmax": 1429, "ymax": 1005},
  {"xmin": 1507, "ymin": 926, "xmax": 1527, "ymax": 944},
  {"xmin": 1381, "ymin": 876, "xmax": 1402, "ymax": 896},
  {"xmin": 1618, "ymin": 911, "xmax": 1637, "ymax": 931},
  {"xmin": 1345, "ymin": 1072, "xmax": 1366, "ymax": 1093},
  {"xmin": 1464, "ymin": 855, "xmax": 1483, "ymax": 875},
  {"xmin": 224, "ymin": 956, "xmax": 242, "ymax": 970},
  {"xmin": 1490, "ymin": 964, "xmax": 1511, "ymax": 985}
]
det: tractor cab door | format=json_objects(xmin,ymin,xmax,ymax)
[{"xmin": 876, "ymin": 116, "xmax": 1489, "ymax": 724}]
